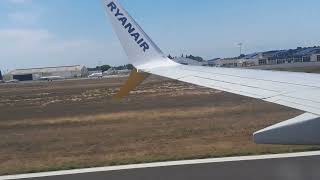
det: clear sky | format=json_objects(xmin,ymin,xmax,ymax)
[{"xmin": 0, "ymin": 0, "xmax": 320, "ymax": 71}]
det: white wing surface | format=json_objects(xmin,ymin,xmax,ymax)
[
  {"xmin": 147, "ymin": 65, "xmax": 320, "ymax": 116},
  {"xmin": 102, "ymin": 0, "xmax": 320, "ymax": 145}
]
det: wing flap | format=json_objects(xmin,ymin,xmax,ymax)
[{"xmin": 254, "ymin": 113, "xmax": 320, "ymax": 145}]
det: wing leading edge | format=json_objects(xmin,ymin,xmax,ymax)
[{"xmin": 102, "ymin": 0, "xmax": 320, "ymax": 145}]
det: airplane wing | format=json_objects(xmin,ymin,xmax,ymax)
[{"xmin": 102, "ymin": 0, "xmax": 320, "ymax": 145}]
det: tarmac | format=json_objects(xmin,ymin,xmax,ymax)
[{"xmin": 2, "ymin": 151, "xmax": 320, "ymax": 180}]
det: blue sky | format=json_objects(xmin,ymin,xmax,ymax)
[{"xmin": 0, "ymin": 0, "xmax": 320, "ymax": 71}]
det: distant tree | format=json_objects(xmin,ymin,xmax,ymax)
[
  {"xmin": 125, "ymin": 64, "xmax": 134, "ymax": 70},
  {"xmin": 186, "ymin": 54, "xmax": 204, "ymax": 62},
  {"xmin": 100, "ymin": 65, "xmax": 111, "ymax": 72},
  {"xmin": 110, "ymin": 64, "xmax": 134, "ymax": 70},
  {"xmin": 114, "ymin": 65, "xmax": 124, "ymax": 70},
  {"xmin": 168, "ymin": 54, "xmax": 174, "ymax": 59},
  {"xmin": 89, "ymin": 65, "xmax": 112, "ymax": 72}
]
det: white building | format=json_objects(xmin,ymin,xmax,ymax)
[
  {"xmin": 311, "ymin": 54, "xmax": 320, "ymax": 62},
  {"xmin": 8, "ymin": 65, "xmax": 88, "ymax": 81}
]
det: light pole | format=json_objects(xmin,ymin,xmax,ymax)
[{"xmin": 237, "ymin": 43, "xmax": 243, "ymax": 56}]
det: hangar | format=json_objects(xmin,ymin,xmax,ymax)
[{"xmin": 8, "ymin": 65, "xmax": 89, "ymax": 81}]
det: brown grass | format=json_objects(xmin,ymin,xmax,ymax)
[{"xmin": 0, "ymin": 76, "xmax": 319, "ymax": 175}]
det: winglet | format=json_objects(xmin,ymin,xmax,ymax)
[
  {"xmin": 113, "ymin": 68, "xmax": 149, "ymax": 100},
  {"xmin": 102, "ymin": 0, "xmax": 177, "ymax": 70},
  {"xmin": 102, "ymin": 0, "xmax": 177, "ymax": 99}
]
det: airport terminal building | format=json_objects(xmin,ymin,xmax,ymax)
[{"xmin": 8, "ymin": 65, "xmax": 89, "ymax": 81}]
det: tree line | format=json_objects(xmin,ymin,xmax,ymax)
[
  {"xmin": 168, "ymin": 54, "xmax": 204, "ymax": 62},
  {"xmin": 88, "ymin": 64, "xmax": 134, "ymax": 72}
]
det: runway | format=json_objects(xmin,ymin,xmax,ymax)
[{"xmin": 2, "ymin": 151, "xmax": 320, "ymax": 180}]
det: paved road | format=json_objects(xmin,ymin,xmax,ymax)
[{"xmin": 2, "ymin": 152, "xmax": 320, "ymax": 180}]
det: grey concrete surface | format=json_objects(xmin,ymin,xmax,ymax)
[{"xmin": 22, "ymin": 155, "xmax": 320, "ymax": 180}]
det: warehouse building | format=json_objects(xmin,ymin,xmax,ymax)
[
  {"xmin": 8, "ymin": 65, "xmax": 89, "ymax": 81},
  {"xmin": 213, "ymin": 49, "xmax": 320, "ymax": 68}
]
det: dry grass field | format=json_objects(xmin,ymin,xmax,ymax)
[{"xmin": 0, "ymin": 74, "xmax": 319, "ymax": 175}]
